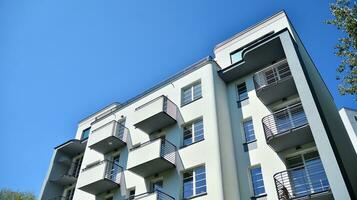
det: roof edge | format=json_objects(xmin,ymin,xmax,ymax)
[
  {"xmin": 214, "ymin": 10, "xmax": 286, "ymax": 52},
  {"xmin": 78, "ymin": 56, "xmax": 213, "ymax": 124}
]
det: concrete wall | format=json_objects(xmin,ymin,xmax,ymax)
[{"xmin": 339, "ymin": 108, "xmax": 357, "ymax": 153}]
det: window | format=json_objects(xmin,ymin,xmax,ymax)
[
  {"xmin": 181, "ymin": 81, "xmax": 202, "ymax": 106},
  {"xmin": 151, "ymin": 179, "xmax": 163, "ymax": 192},
  {"xmin": 81, "ymin": 127, "xmax": 91, "ymax": 140},
  {"xmin": 183, "ymin": 118, "xmax": 204, "ymax": 146},
  {"xmin": 354, "ymin": 115, "xmax": 357, "ymax": 121},
  {"xmin": 231, "ymin": 49, "xmax": 243, "ymax": 64},
  {"xmin": 250, "ymin": 166, "xmax": 265, "ymax": 197},
  {"xmin": 243, "ymin": 119, "xmax": 256, "ymax": 143},
  {"xmin": 237, "ymin": 82, "xmax": 248, "ymax": 101},
  {"xmin": 128, "ymin": 189, "xmax": 135, "ymax": 200},
  {"xmin": 183, "ymin": 166, "xmax": 206, "ymax": 199}
]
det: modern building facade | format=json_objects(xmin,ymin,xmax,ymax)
[
  {"xmin": 39, "ymin": 11, "xmax": 357, "ymax": 200},
  {"xmin": 339, "ymin": 107, "xmax": 357, "ymax": 153}
]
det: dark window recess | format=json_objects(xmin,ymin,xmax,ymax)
[
  {"xmin": 81, "ymin": 128, "xmax": 91, "ymax": 140},
  {"xmin": 237, "ymin": 82, "xmax": 248, "ymax": 101}
]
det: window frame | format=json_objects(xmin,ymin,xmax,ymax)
[
  {"xmin": 243, "ymin": 118, "xmax": 256, "ymax": 144},
  {"xmin": 183, "ymin": 165, "xmax": 207, "ymax": 199},
  {"xmin": 249, "ymin": 165, "xmax": 266, "ymax": 197},
  {"xmin": 237, "ymin": 82, "xmax": 249, "ymax": 102},
  {"xmin": 182, "ymin": 118, "xmax": 204, "ymax": 147},
  {"xmin": 81, "ymin": 127, "xmax": 91, "ymax": 140},
  {"xmin": 181, "ymin": 80, "xmax": 202, "ymax": 107}
]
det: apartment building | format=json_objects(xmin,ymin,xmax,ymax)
[
  {"xmin": 339, "ymin": 107, "xmax": 357, "ymax": 153},
  {"xmin": 39, "ymin": 11, "xmax": 357, "ymax": 200}
]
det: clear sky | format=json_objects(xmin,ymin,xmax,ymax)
[{"xmin": 0, "ymin": 0, "xmax": 355, "ymax": 196}]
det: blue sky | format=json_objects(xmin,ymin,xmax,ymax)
[{"xmin": 0, "ymin": 0, "xmax": 355, "ymax": 196}]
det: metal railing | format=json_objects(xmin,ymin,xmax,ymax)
[
  {"xmin": 253, "ymin": 59, "xmax": 291, "ymax": 91},
  {"xmin": 130, "ymin": 138, "xmax": 176, "ymax": 165},
  {"xmin": 262, "ymin": 103, "xmax": 308, "ymax": 141},
  {"xmin": 160, "ymin": 138, "xmax": 176, "ymax": 165},
  {"xmin": 115, "ymin": 122, "xmax": 129, "ymax": 143},
  {"xmin": 81, "ymin": 159, "xmax": 123, "ymax": 184},
  {"xmin": 274, "ymin": 160, "xmax": 330, "ymax": 200},
  {"xmin": 127, "ymin": 190, "xmax": 175, "ymax": 200}
]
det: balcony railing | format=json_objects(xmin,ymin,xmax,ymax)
[
  {"xmin": 89, "ymin": 120, "xmax": 129, "ymax": 154},
  {"xmin": 253, "ymin": 59, "xmax": 297, "ymax": 105},
  {"xmin": 78, "ymin": 159, "xmax": 123, "ymax": 194},
  {"xmin": 128, "ymin": 138, "xmax": 176, "ymax": 177},
  {"xmin": 253, "ymin": 59, "xmax": 291, "ymax": 90},
  {"xmin": 274, "ymin": 160, "xmax": 331, "ymax": 200},
  {"xmin": 134, "ymin": 96, "xmax": 179, "ymax": 133},
  {"xmin": 127, "ymin": 190, "xmax": 175, "ymax": 200},
  {"xmin": 263, "ymin": 103, "xmax": 308, "ymax": 141}
]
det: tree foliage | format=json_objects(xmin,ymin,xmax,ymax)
[
  {"xmin": 0, "ymin": 189, "xmax": 35, "ymax": 200},
  {"xmin": 326, "ymin": 0, "xmax": 357, "ymax": 99}
]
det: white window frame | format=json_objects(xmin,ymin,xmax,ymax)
[
  {"xmin": 183, "ymin": 165, "xmax": 207, "ymax": 199},
  {"xmin": 181, "ymin": 80, "xmax": 202, "ymax": 106},
  {"xmin": 182, "ymin": 118, "xmax": 204, "ymax": 147},
  {"xmin": 249, "ymin": 165, "xmax": 266, "ymax": 197},
  {"xmin": 242, "ymin": 118, "xmax": 256, "ymax": 143}
]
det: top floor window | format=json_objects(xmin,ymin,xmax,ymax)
[
  {"xmin": 230, "ymin": 49, "xmax": 243, "ymax": 64},
  {"xmin": 237, "ymin": 82, "xmax": 248, "ymax": 101},
  {"xmin": 81, "ymin": 127, "xmax": 91, "ymax": 140},
  {"xmin": 181, "ymin": 81, "xmax": 202, "ymax": 106}
]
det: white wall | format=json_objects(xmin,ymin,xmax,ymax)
[{"xmin": 339, "ymin": 108, "xmax": 357, "ymax": 153}]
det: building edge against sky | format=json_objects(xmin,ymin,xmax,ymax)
[{"xmin": 40, "ymin": 11, "xmax": 357, "ymax": 200}]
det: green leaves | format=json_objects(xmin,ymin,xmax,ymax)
[
  {"xmin": 0, "ymin": 189, "xmax": 35, "ymax": 200},
  {"xmin": 326, "ymin": 0, "xmax": 357, "ymax": 100}
]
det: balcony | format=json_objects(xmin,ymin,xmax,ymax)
[
  {"xmin": 262, "ymin": 103, "xmax": 313, "ymax": 152},
  {"xmin": 128, "ymin": 190, "xmax": 175, "ymax": 200},
  {"xmin": 134, "ymin": 96, "xmax": 179, "ymax": 134},
  {"xmin": 274, "ymin": 160, "xmax": 332, "ymax": 200},
  {"xmin": 88, "ymin": 120, "xmax": 129, "ymax": 154},
  {"xmin": 50, "ymin": 174, "xmax": 77, "ymax": 186},
  {"xmin": 127, "ymin": 138, "xmax": 176, "ymax": 177},
  {"xmin": 78, "ymin": 160, "xmax": 123, "ymax": 195},
  {"xmin": 253, "ymin": 59, "xmax": 297, "ymax": 105}
]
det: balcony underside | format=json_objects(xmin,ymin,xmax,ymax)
[
  {"xmin": 55, "ymin": 139, "xmax": 86, "ymax": 157},
  {"xmin": 267, "ymin": 125, "xmax": 313, "ymax": 152},
  {"xmin": 78, "ymin": 179, "xmax": 119, "ymax": 195},
  {"xmin": 134, "ymin": 112, "xmax": 176, "ymax": 134},
  {"xmin": 256, "ymin": 77, "xmax": 297, "ymax": 105},
  {"xmin": 219, "ymin": 36, "xmax": 286, "ymax": 82},
  {"xmin": 89, "ymin": 136, "xmax": 126, "ymax": 154},
  {"xmin": 50, "ymin": 175, "xmax": 76, "ymax": 186},
  {"xmin": 128, "ymin": 157, "xmax": 175, "ymax": 177}
]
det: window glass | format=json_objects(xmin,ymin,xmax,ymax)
[
  {"xmin": 237, "ymin": 83, "xmax": 248, "ymax": 101},
  {"xmin": 250, "ymin": 166, "xmax": 265, "ymax": 196},
  {"xmin": 243, "ymin": 119, "xmax": 256, "ymax": 143},
  {"xmin": 231, "ymin": 49, "xmax": 243, "ymax": 64},
  {"xmin": 183, "ymin": 119, "xmax": 204, "ymax": 147},
  {"xmin": 81, "ymin": 128, "xmax": 91, "ymax": 140},
  {"xmin": 128, "ymin": 189, "xmax": 135, "ymax": 200},
  {"xmin": 182, "ymin": 82, "xmax": 202, "ymax": 106},
  {"xmin": 183, "ymin": 166, "xmax": 206, "ymax": 199}
]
